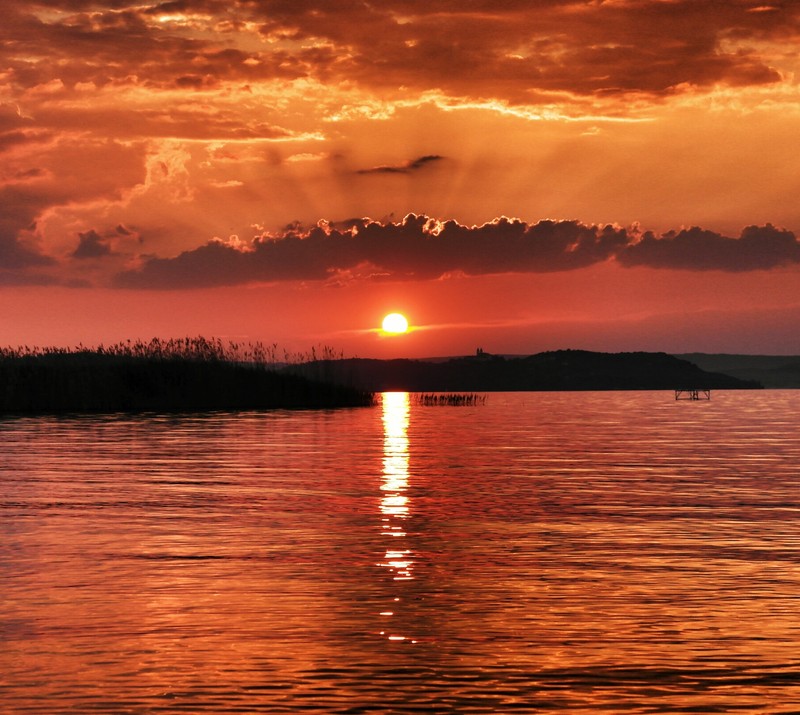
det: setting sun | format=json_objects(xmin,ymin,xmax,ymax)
[{"xmin": 382, "ymin": 313, "xmax": 409, "ymax": 334}]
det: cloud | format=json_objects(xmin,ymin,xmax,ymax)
[
  {"xmin": 1, "ymin": 1, "xmax": 798, "ymax": 292},
  {"xmin": 0, "ymin": 224, "xmax": 56, "ymax": 284},
  {"xmin": 0, "ymin": 234, "xmax": 54, "ymax": 270},
  {"xmin": 2, "ymin": 2, "xmax": 794, "ymax": 114},
  {"xmin": 250, "ymin": 0, "xmax": 793, "ymax": 101},
  {"xmin": 0, "ymin": 271, "xmax": 60, "ymax": 287},
  {"xmin": 620, "ymin": 224, "xmax": 800, "ymax": 271},
  {"xmin": 113, "ymin": 214, "xmax": 800, "ymax": 289},
  {"xmin": 71, "ymin": 229, "xmax": 115, "ymax": 259},
  {"xmin": 0, "ymin": 186, "xmax": 56, "ymax": 270},
  {"xmin": 0, "ymin": 136, "xmax": 145, "ymax": 272},
  {"xmin": 356, "ymin": 154, "xmax": 445, "ymax": 175}
]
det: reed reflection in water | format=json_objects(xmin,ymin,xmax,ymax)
[{"xmin": 2, "ymin": 390, "xmax": 800, "ymax": 713}]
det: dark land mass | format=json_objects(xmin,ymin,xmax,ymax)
[
  {"xmin": 295, "ymin": 350, "xmax": 762, "ymax": 392},
  {"xmin": 675, "ymin": 353, "xmax": 800, "ymax": 389},
  {"xmin": 0, "ymin": 346, "xmax": 767, "ymax": 414},
  {"xmin": 0, "ymin": 353, "xmax": 373, "ymax": 414}
]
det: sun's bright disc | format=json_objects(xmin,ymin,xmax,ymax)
[{"xmin": 382, "ymin": 313, "xmax": 409, "ymax": 334}]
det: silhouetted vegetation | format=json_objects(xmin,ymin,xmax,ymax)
[
  {"xmin": 413, "ymin": 393, "xmax": 487, "ymax": 406},
  {"xmin": 0, "ymin": 337, "xmax": 374, "ymax": 414}
]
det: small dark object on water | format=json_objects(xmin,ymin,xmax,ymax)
[{"xmin": 675, "ymin": 388, "xmax": 711, "ymax": 401}]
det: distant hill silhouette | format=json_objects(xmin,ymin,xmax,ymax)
[
  {"xmin": 294, "ymin": 350, "xmax": 762, "ymax": 392},
  {"xmin": 676, "ymin": 353, "xmax": 800, "ymax": 389}
]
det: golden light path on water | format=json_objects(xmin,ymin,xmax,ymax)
[{"xmin": 379, "ymin": 391, "xmax": 415, "ymax": 643}]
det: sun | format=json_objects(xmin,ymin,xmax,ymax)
[{"xmin": 381, "ymin": 312, "xmax": 409, "ymax": 334}]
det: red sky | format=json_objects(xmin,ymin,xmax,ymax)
[{"xmin": 3, "ymin": 0, "xmax": 800, "ymax": 357}]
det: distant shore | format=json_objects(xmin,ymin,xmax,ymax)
[
  {"xmin": 293, "ymin": 349, "xmax": 763, "ymax": 393},
  {"xmin": 0, "ymin": 341, "xmax": 768, "ymax": 415}
]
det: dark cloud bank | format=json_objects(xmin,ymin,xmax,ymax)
[
  {"xmin": 2, "ymin": 1, "xmax": 796, "ymax": 105},
  {"xmin": 114, "ymin": 215, "xmax": 800, "ymax": 289}
]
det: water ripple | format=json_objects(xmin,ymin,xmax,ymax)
[{"xmin": 2, "ymin": 392, "xmax": 800, "ymax": 712}]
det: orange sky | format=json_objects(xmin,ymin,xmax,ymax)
[{"xmin": 2, "ymin": 1, "xmax": 800, "ymax": 356}]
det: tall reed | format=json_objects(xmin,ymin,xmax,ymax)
[
  {"xmin": 0, "ymin": 337, "xmax": 374, "ymax": 413},
  {"xmin": 413, "ymin": 393, "xmax": 487, "ymax": 406}
]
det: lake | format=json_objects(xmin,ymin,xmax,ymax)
[{"xmin": 2, "ymin": 390, "xmax": 800, "ymax": 713}]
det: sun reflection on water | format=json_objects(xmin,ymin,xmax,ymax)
[
  {"xmin": 380, "ymin": 391, "xmax": 412, "ymax": 573},
  {"xmin": 378, "ymin": 392, "xmax": 416, "ymax": 642}
]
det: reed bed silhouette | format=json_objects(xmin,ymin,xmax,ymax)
[
  {"xmin": 413, "ymin": 393, "xmax": 487, "ymax": 406},
  {"xmin": 0, "ymin": 337, "xmax": 374, "ymax": 414}
]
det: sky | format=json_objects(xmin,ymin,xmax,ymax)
[{"xmin": 2, "ymin": 0, "xmax": 800, "ymax": 357}]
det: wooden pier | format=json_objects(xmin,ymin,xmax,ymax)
[{"xmin": 674, "ymin": 388, "xmax": 711, "ymax": 401}]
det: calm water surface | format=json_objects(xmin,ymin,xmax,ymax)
[{"xmin": 2, "ymin": 391, "xmax": 800, "ymax": 713}]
